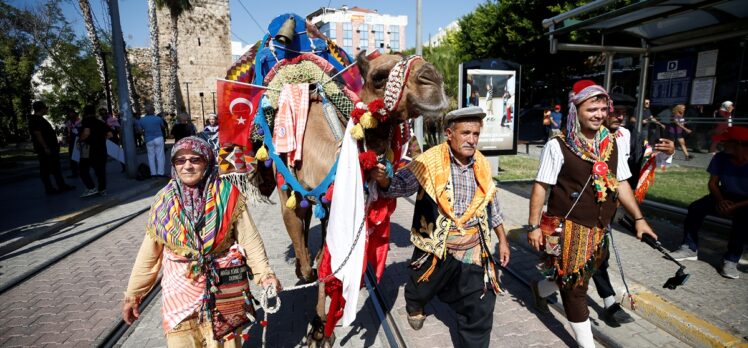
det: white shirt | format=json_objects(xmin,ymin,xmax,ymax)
[{"xmin": 535, "ymin": 136, "xmax": 632, "ymax": 185}]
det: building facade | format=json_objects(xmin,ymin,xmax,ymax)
[{"xmin": 307, "ymin": 6, "xmax": 407, "ymax": 56}]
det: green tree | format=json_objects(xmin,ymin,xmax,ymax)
[{"xmin": 0, "ymin": 1, "xmax": 42, "ymax": 143}]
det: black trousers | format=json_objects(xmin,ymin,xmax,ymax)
[
  {"xmin": 79, "ymin": 157, "xmax": 107, "ymax": 190},
  {"xmin": 592, "ymin": 253, "xmax": 616, "ymax": 300},
  {"xmin": 404, "ymin": 249, "xmax": 495, "ymax": 348},
  {"xmin": 37, "ymin": 152, "xmax": 66, "ymax": 192}
]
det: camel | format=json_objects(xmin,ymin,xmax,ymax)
[{"xmin": 258, "ymin": 50, "xmax": 448, "ymax": 346}]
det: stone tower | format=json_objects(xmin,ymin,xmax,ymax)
[{"xmin": 156, "ymin": 0, "xmax": 231, "ymax": 129}]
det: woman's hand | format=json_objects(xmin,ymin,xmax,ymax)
[
  {"xmin": 262, "ymin": 274, "xmax": 282, "ymax": 293},
  {"xmin": 122, "ymin": 296, "xmax": 141, "ymax": 325}
]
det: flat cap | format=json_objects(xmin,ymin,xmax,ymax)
[{"xmin": 444, "ymin": 106, "xmax": 486, "ymax": 123}]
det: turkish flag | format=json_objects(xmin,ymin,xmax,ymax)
[{"xmin": 217, "ymin": 79, "xmax": 263, "ymax": 148}]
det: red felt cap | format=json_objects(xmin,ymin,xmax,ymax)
[
  {"xmin": 554, "ymin": 104, "xmax": 561, "ymax": 110},
  {"xmin": 712, "ymin": 126, "xmax": 748, "ymax": 142},
  {"xmin": 572, "ymin": 80, "xmax": 598, "ymax": 95}
]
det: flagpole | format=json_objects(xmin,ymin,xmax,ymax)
[{"xmin": 216, "ymin": 78, "xmax": 281, "ymax": 91}]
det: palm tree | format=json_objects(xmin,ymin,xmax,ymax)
[
  {"xmin": 147, "ymin": 0, "xmax": 162, "ymax": 114},
  {"xmin": 155, "ymin": 0, "xmax": 193, "ymax": 115},
  {"xmin": 78, "ymin": 0, "xmax": 113, "ymax": 113}
]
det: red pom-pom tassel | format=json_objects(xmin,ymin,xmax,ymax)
[
  {"xmin": 367, "ymin": 99, "xmax": 388, "ymax": 122},
  {"xmin": 350, "ymin": 108, "xmax": 366, "ymax": 124},
  {"xmin": 260, "ymin": 320, "xmax": 268, "ymax": 327},
  {"xmin": 359, "ymin": 150, "xmax": 378, "ymax": 171}
]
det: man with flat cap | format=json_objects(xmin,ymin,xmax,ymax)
[{"xmin": 371, "ymin": 106, "xmax": 510, "ymax": 347}]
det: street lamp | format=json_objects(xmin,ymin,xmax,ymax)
[
  {"xmin": 199, "ymin": 92, "xmax": 205, "ymax": 128},
  {"xmin": 211, "ymin": 91, "xmax": 216, "ymax": 114}
]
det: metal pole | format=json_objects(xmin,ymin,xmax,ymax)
[
  {"xmin": 200, "ymin": 92, "xmax": 205, "ymax": 128},
  {"xmin": 604, "ymin": 52, "xmax": 614, "ymax": 91},
  {"xmin": 636, "ymin": 49, "xmax": 650, "ymax": 134},
  {"xmin": 185, "ymin": 82, "xmax": 191, "ymax": 117},
  {"xmin": 211, "ymin": 91, "xmax": 216, "ymax": 114},
  {"xmin": 414, "ymin": 0, "xmax": 424, "ymax": 149},
  {"xmin": 109, "ymin": 0, "xmax": 136, "ymax": 178}
]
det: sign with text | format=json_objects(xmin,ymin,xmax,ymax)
[{"xmin": 650, "ymin": 57, "xmax": 694, "ymax": 106}]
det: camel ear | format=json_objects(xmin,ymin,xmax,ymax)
[{"xmin": 356, "ymin": 50, "xmax": 370, "ymax": 82}]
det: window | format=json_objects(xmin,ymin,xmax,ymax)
[
  {"xmin": 374, "ymin": 24, "xmax": 384, "ymax": 53},
  {"xmin": 389, "ymin": 25, "xmax": 400, "ymax": 51},
  {"xmin": 358, "ymin": 24, "xmax": 368, "ymax": 49},
  {"xmin": 343, "ymin": 22, "xmax": 352, "ymax": 52},
  {"xmin": 326, "ymin": 23, "xmax": 338, "ymax": 40}
]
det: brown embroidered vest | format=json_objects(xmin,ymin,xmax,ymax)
[{"xmin": 547, "ymin": 137, "xmax": 619, "ymax": 228}]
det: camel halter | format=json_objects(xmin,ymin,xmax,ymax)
[{"xmin": 383, "ymin": 55, "xmax": 423, "ymax": 114}]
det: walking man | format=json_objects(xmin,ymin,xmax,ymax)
[
  {"xmin": 527, "ymin": 80, "xmax": 657, "ymax": 347},
  {"xmin": 137, "ymin": 104, "xmax": 166, "ymax": 177},
  {"xmin": 372, "ymin": 106, "xmax": 510, "ymax": 348},
  {"xmin": 28, "ymin": 101, "xmax": 75, "ymax": 195}
]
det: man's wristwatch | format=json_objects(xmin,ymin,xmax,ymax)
[{"xmin": 523, "ymin": 224, "xmax": 540, "ymax": 233}]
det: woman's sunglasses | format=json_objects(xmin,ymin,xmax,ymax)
[{"xmin": 173, "ymin": 157, "xmax": 206, "ymax": 165}]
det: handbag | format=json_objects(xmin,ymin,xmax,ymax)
[
  {"xmin": 540, "ymin": 212, "xmax": 563, "ymax": 256},
  {"xmin": 206, "ymin": 243, "xmax": 258, "ymax": 340}
]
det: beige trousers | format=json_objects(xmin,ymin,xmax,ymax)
[{"xmin": 165, "ymin": 317, "xmax": 241, "ymax": 348}]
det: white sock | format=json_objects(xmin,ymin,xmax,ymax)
[
  {"xmin": 570, "ymin": 319, "xmax": 595, "ymax": 348},
  {"xmin": 603, "ymin": 295, "xmax": 616, "ymax": 309},
  {"xmin": 537, "ymin": 279, "xmax": 559, "ymax": 298}
]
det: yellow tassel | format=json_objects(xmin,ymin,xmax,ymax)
[
  {"xmin": 286, "ymin": 192, "xmax": 297, "ymax": 209},
  {"xmin": 350, "ymin": 123, "xmax": 365, "ymax": 140},
  {"xmin": 385, "ymin": 148, "xmax": 394, "ymax": 162},
  {"xmin": 255, "ymin": 146, "xmax": 268, "ymax": 161},
  {"xmin": 359, "ymin": 112, "xmax": 378, "ymax": 129}
]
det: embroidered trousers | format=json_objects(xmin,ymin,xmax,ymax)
[
  {"xmin": 404, "ymin": 248, "xmax": 495, "ymax": 348},
  {"xmin": 166, "ymin": 316, "xmax": 241, "ymax": 348}
]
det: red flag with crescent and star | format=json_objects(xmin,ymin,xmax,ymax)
[{"xmin": 217, "ymin": 79, "xmax": 263, "ymax": 148}]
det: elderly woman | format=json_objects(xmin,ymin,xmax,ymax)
[
  {"xmin": 122, "ymin": 136, "xmax": 281, "ymax": 347},
  {"xmin": 204, "ymin": 114, "xmax": 219, "ymax": 133}
]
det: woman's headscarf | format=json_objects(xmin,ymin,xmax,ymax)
[
  {"xmin": 564, "ymin": 80, "xmax": 618, "ymax": 202},
  {"xmin": 170, "ymin": 136, "xmax": 216, "ymax": 223}
]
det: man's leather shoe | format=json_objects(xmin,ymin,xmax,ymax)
[
  {"xmin": 530, "ymin": 280, "xmax": 550, "ymax": 314},
  {"xmin": 407, "ymin": 313, "xmax": 426, "ymax": 330},
  {"xmin": 603, "ymin": 303, "xmax": 634, "ymax": 327}
]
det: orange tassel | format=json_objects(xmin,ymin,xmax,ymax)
[{"xmin": 417, "ymin": 255, "xmax": 438, "ymax": 283}]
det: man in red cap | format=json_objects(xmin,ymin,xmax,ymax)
[
  {"xmin": 527, "ymin": 80, "xmax": 657, "ymax": 347},
  {"xmin": 671, "ymin": 126, "xmax": 748, "ymax": 279},
  {"xmin": 550, "ymin": 104, "xmax": 563, "ymax": 137}
]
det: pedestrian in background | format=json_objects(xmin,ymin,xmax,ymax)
[
  {"xmin": 171, "ymin": 113, "xmax": 197, "ymax": 143},
  {"xmin": 28, "ymin": 101, "xmax": 75, "ymax": 195},
  {"xmin": 550, "ymin": 104, "xmax": 563, "ymax": 137},
  {"xmin": 78, "ymin": 105, "xmax": 112, "ymax": 197},
  {"xmin": 671, "ymin": 126, "xmax": 748, "ymax": 279},
  {"xmin": 710, "ymin": 100, "xmax": 735, "ymax": 154},
  {"xmin": 137, "ymin": 104, "xmax": 166, "ymax": 177},
  {"xmin": 668, "ymin": 104, "xmax": 693, "ymax": 160},
  {"xmin": 64, "ymin": 109, "xmax": 81, "ymax": 178},
  {"xmin": 122, "ymin": 136, "xmax": 281, "ymax": 346}
]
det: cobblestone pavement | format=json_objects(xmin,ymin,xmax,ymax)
[{"xmin": 0, "ymin": 212, "xmax": 150, "ymax": 347}]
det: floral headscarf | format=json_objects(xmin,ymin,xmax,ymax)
[{"xmin": 170, "ymin": 136, "xmax": 216, "ymax": 224}]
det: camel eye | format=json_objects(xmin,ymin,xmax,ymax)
[{"xmin": 372, "ymin": 71, "xmax": 388, "ymax": 89}]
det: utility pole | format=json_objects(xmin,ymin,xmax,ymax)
[
  {"xmin": 211, "ymin": 91, "xmax": 216, "ymax": 114},
  {"xmin": 414, "ymin": 0, "xmax": 424, "ymax": 149},
  {"xmin": 185, "ymin": 82, "xmax": 192, "ymax": 117},
  {"xmin": 109, "ymin": 0, "xmax": 136, "ymax": 178}
]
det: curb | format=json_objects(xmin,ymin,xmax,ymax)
[
  {"xmin": 505, "ymin": 228, "xmax": 747, "ymax": 348},
  {"xmin": 621, "ymin": 287, "xmax": 748, "ymax": 348},
  {"xmin": 0, "ymin": 178, "xmax": 165, "ymax": 257}
]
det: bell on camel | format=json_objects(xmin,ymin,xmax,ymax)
[{"xmin": 275, "ymin": 16, "xmax": 296, "ymax": 46}]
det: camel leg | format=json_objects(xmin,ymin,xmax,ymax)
[{"xmin": 277, "ymin": 189, "xmax": 316, "ymax": 283}]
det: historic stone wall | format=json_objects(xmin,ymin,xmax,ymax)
[{"xmin": 129, "ymin": 0, "xmax": 231, "ymax": 129}]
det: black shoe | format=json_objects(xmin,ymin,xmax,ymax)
[
  {"xmin": 603, "ymin": 303, "xmax": 634, "ymax": 327},
  {"xmin": 530, "ymin": 280, "xmax": 551, "ymax": 314},
  {"xmin": 407, "ymin": 312, "xmax": 426, "ymax": 330}
]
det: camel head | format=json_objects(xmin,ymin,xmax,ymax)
[{"xmin": 356, "ymin": 51, "xmax": 449, "ymax": 122}]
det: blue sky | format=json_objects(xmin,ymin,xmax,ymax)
[{"xmin": 10, "ymin": 0, "xmax": 485, "ymax": 49}]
